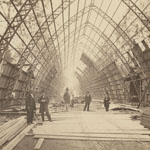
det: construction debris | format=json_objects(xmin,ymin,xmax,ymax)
[
  {"xmin": 111, "ymin": 104, "xmax": 140, "ymax": 112},
  {"xmin": 141, "ymin": 108, "xmax": 150, "ymax": 129},
  {"xmin": 130, "ymin": 114, "xmax": 141, "ymax": 120}
]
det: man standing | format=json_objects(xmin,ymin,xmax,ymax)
[
  {"xmin": 63, "ymin": 88, "xmax": 70, "ymax": 111},
  {"xmin": 25, "ymin": 90, "xmax": 36, "ymax": 124},
  {"xmin": 70, "ymin": 94, "xmax": 75, "ymax": 108},
  {"xmin": 104, "ymin": 91, "xmax": 110, "ymax": 112},
  {"xmin": 38, "ymin": 90, "xmax": 52, "ymax": 122},
  {"xmin": 84, "ymin": 91, "xmax": 92, "ymax": 111}
]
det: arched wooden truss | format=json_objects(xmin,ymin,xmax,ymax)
[{"xmin": 0, "ymin": 0, "xmax": 150, "ymax": 107}]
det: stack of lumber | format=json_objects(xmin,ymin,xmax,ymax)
[
  {"xmin": 0, "ymin": 116, "xmax": 9, "ymax": 126},
  {"xmin": 111, "ymin": 104, "xmax": 140, "ymax": 112},
  {"xmin": 0, "ymin": 116, "xmax": 27, "ymax": 147},
  {"xmin": 0, "ymin": 105, "xmax": 25, "ymax": 112},
  {"xmin": 141, "ymin": 109, "xmax": 150, "ymax": 129},
  {"xmin": 3, "ymin": 123, "xmax": 35, "ymax": 150}
]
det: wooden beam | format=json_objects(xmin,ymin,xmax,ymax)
[
  {"xmin": 34, "ymin": 134, "xmax": 150, "ymax": 142},
  {"xmin": 34, "ymin": 138, "xmax": 44, "ymax": 150},
  {"xmin": 3, "ymin": 123, "xmax": 36, "ymax": 150}
]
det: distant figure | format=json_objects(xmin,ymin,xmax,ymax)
[
  {"xmin": 104, "ymin": 92, "xmax": 110, "ymax": 112},
  {"xmin": 63, "ymin": 88, "xmax": 71, "ymax": 111},
  {"xmin": 70, "ymin": 94, "xmax": 75, "ymax": 108},
  {"xmin": 84, "ymin": 91, "xmax": 92, "ymax": 111},
  {"xmin": 25, "ymin": 90, "xmax": 36, "ymax": 124},
  {"xmin": 38, "ymin": 91, "xmax": 52, "ymax": 122}
]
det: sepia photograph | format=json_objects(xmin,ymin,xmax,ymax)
[{"xmin": 0, "ymin": 0, "xmax": 150, "ymax": 149}]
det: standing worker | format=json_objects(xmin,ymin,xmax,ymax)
[
  {"xmin": 104, "ymin": 91, "xmax": 110, "ymax": 112},
  {"xmin": 25, "ymin": 90, "xmax": 36, "ymax": 124},
  {"xmin": 70, "ymin": 94, "xmax": 75, "ymax": 108},
  {"xmin": 38, "ymin": 90, "xmax": 52, "ymax": 122},
  {"xmin": 83, "ymin": 91, "xmax": 92, "ymax": 111},
  {"xmin": 63, "ymin": 88, "xmax": 70, "ymax": 111}
]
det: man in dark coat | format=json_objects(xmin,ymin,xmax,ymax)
[
  {"xmin": 63, "ymin": 88, "xmax": 70, "ymax": 111},
  {"xmin": 38, "ymin": 91, "xmax": 52, "ymax": 122},
  {"xmin": 84, "ymin": 91, "xmax": 92, "ymax": 111},
  {"xmin": 104, "ymin": 92, "xmax": 110, "ymax": 112},
  {"xmin": 25, "ymin": 91, "xmax": 36, "ymax": 124}
]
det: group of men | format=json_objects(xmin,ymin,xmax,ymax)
[
  {"xmin": 63, "ymin": 88, "xmax": 110, "ymax": 112},
  {"xmin": 25, "ymin": 90, "xmax": 52, "ymax": 124},
  {"xmin": 25, "ymin": 88, "xmax": 110, "ymax": 124},
  {"xmin": 63, "ymin": 88, "xmax": 92, "ymax": 112}
]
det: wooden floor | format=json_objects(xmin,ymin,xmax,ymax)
[
  {"xmin": 33, "ymin": 110, "xmax": 150, "ymax": 141},
  {"xmin": 13, "ymin": 104, "xmax": 150, "ymax": 150}
]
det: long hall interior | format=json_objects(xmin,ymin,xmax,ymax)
[{"xmin": 0, "ymin": 0, "xmax": 150, "ymax": 150}]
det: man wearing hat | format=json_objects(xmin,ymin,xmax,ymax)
[
  {"xmin": 38, "ymin": 90, "xmax": 52, "ymax": 122},
  {"xmin": 104, "ymin": 91, "xmax": 110, "ymax": 112},
  {"xmin": 83, "ymin": 91, "xmax": 92, "ymax": 111},
  {"xmin": 63, "ymin": 88, "xmax": 71, "ymax": 111},
  {"xmin": 25, "ymin": 90, "xmax": 36, "ymax": 124}
]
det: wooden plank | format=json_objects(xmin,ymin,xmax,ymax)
[
  {"xmin": 33, "ymin": 132, "xmax": 150, "ymax": 139},
  {"xmin": 0, "ymin": 118, "xmax": 26, "ymax": 146},
  {"xmin": 34, "ymin": 135, "xmax": 150, "ymax": 142},
  {"xmin": 8, "ymin": 123, "xmax": 27, "ymax": 141},
  {"xmin": 34, "ymin": 138, "xmax": 44, "ymax": 150},
  {"xmin": 33, "ymin": 130, "xmax": 150, "ymax": 135},
  {"xmin": 2, "ymin": 123, "xmax": 36, "ymax": 150},
  {"xmin": 0, "ymin": 118, "xmax": 22, "ymax": 138},
  {"xmin": 0, "ymin": 119, "xmax": 17, "ymax": 134},
  {"xmin": 0, "ymin": 112, "xmax": 26, "ymax": 115}
]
